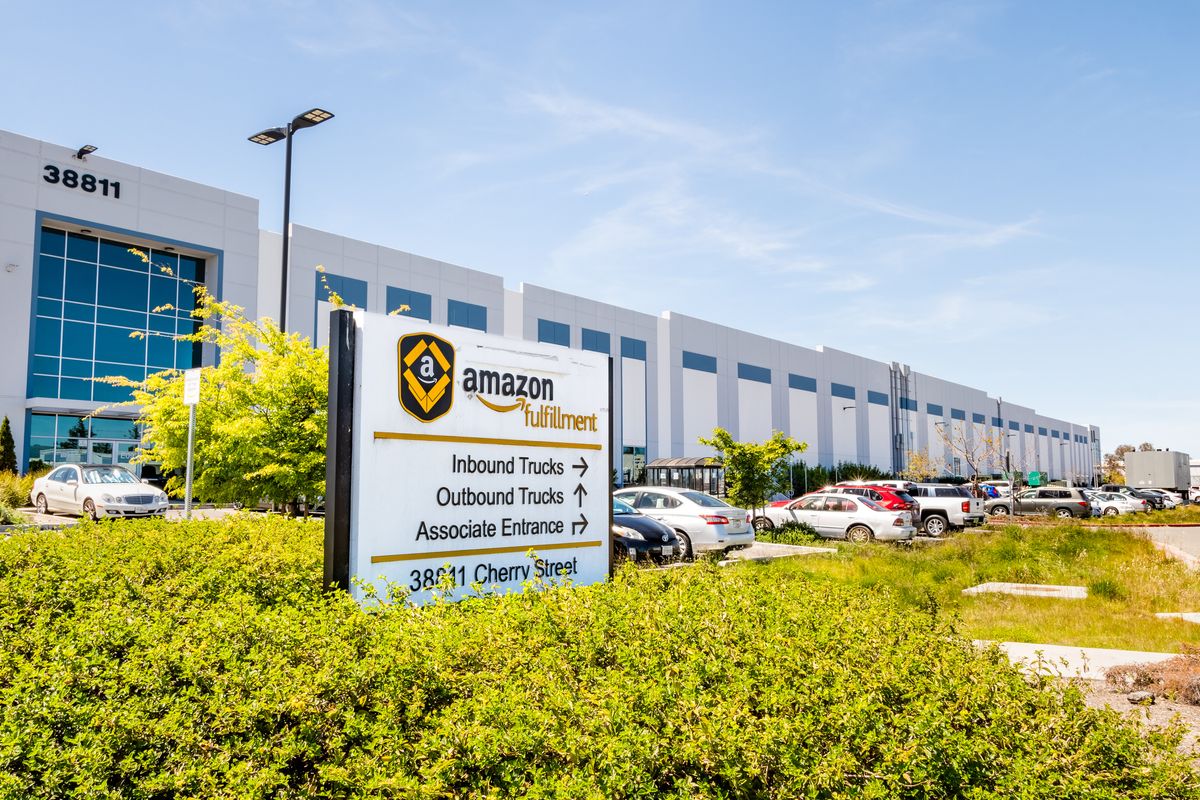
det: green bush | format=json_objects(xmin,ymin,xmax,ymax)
[
  {"xmin": 756, "ymin": 521, "xmax": 821, "ymax": 546},
  {"xmin": 0, "ymin": 472, "xmax": 28, "ymax": 509},
  {"xmin": 0, "ymin": 503, "xmax": 23, "ymax": 526},
  {"xmin": 0, "ymin": 516, "xmax": 1195, "ymax": 798}
]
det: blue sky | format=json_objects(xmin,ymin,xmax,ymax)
[{"xmin": 3, "ymin": 1, "xmax": 1197, "ymax": 456}]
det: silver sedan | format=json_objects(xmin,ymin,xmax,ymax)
[{"xmin": 31, "ymin": 464, "xmax": 170, "ymax": 520}]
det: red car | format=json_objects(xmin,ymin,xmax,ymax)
[{"xmin": 827, "ymin": 484, "xmax": 921, "ymax": 516}]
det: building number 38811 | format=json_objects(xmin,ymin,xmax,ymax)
[{"xmin": 43, "ymin": 165, "xmax": 121, "ymax": 198}]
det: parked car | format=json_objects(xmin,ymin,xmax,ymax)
[
  {"xmin": 1100, "ymin": 484, "xmax": 1167, "ymax": 511},
  {"xmin": 756, "ymin": 492, "xmax": 915, "ymax": 543},
  {"xmin": 612, "ymin": 487, "xmax": 753, "ymax": 559},
  {"xmin": 1083, "ymin": 491, "xmax": 1145, "ymax": 516},
  {"xmin": 986, "ymin": 487, "xmax": 1093, "ymax": 518},
  {"xmin": 611, "ymin": 497, "xmax": 681, "ymax": 562},
  {"xmin": 907, "ymin": 483, "xmax": 986, "ymax": 537},
  {"xmin": 31, "ymin": 464, "xmax": 170, "ymax": 520},
  {"xmin": 1138, "ymin": 488, "xmax": 1180, "ymax": 509},
  {"xmin": 826, "ymin": 484, "xmax": 920, "ymax": 516},
  {"xmin": 980, "ymin": 480, "xmax": 1013, "ymax": 497}
]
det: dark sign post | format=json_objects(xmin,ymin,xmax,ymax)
[{"xmin": 324, "ymin": 308, "xmax": 356, "ymax": 592}]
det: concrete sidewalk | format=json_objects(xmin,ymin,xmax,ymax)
[
  {"xmin": 1141, "ymin": 526, "xmax": 1200, "ymax": 568},
  {"xmin": 980, "ymin": 641, "xmax": 1180, "ymax": 681}
]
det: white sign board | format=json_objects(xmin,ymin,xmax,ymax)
[
  {"xmin": 182, "ymin": 368, "xmax": 202, "ymax": 406},
  {"xmin": 348, "ymin": 311, "xmax": 610, "ymax": 605}
]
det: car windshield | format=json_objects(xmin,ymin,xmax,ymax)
[
  {"xmin": 612, "ymin": 498, "xmax": 638, "ymax": 515},
  {"xmin": 81, "ymin": 466, "xmax": 138, "ymax": 485},
  {"xmin": 858, "ymin": 498, "xmax": 886, "ymax": 511},
  {"xmin": 680, "ymin": 491, "xmax": 730, "ymax": 508},
  {"xmin": 895, "ymin": 492, "xmax": 915, "ymax": 503}
]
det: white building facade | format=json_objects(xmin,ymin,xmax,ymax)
[{"xmin": 0, "ymin": 129, "xmax": 1101, "ymax": 484}]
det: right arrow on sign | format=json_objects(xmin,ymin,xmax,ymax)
[
  {"xmin": 573, "ymin": 483, "xmax": 588, "ymax": 507},
  {"xmin": 572, "ymin": 457, "xmax": 588, "ymax": 477},
  {"xmin": 572, "ymin": 514, "xmax": 588, "ymax": 535}
]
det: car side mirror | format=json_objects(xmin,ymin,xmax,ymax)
[
  {"xmin": 66, "ymin": 479, "xmax": 78, "ymax": 486},
  {"xmin": 141, "ymin": 478, "xmax": 151, "ymax": 484}
]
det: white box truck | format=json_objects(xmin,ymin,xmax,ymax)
[{"xmin": 1124, "ymin": 450, "xmax": 1191, "ymax": 493}]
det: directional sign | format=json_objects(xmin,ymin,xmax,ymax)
[
  {"xmin": 340, "ymin": 311, "xmax": 610, "ymax": 606},
  {"xmin": 182, "ymin": 368, "xmax": 201, "ymax": 406},
  {"xmin": 1028, "ymin": 471, "xmax": 1043, "ymax": 487}
]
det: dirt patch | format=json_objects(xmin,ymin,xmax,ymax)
[{"xmin": 1079, "ymin": 680, "xmax": 1200, "ymax": 760}]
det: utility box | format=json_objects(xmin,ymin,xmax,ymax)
[{"xmin": 1125, "ymin": 450, "xmax": 1191, "ymax": 492}]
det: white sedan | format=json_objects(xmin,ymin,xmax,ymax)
[
  {"xmin": 1085, "ymin": 491, "xmax": 1145, "ymax": 515},
  {"xmin": 612, "ymin": 486, "xmax": 754, "ymax": 559},
  {"xmin": 31, "ymin": 464, "xmax": 170, "ymax": 520},
  {"xmin": 757, "ymin": 492, "xmax": 915, "ymax": 543}
]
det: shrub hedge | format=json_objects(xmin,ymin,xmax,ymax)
[{"xmin": 0, "ymin": 516, "xmax": 1195, "ymax": 798}]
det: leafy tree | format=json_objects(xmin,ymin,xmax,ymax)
[
  {"xmin": 900, "ymin": 449, "xmax": 943, "ymax": 481},
  {"xmin": 933, "ymin": 421, "xmax": 1007, "ymax": 480},
  {"xmin": 699, "ymin": 428, "xmax": 805, "ymax": 515},
  {"xmin": 1137, "ymin": 442, "xmax": 1155, "ymax": 452},
  {"xmin": 0, "ymin": 416, "xmax": 16, "ymax": 474},
  {"xmin": 96, "ymin": 278, "xmax": 328, "ymax": 513}
]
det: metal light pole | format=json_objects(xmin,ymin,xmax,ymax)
[{"xmin": 249, "ymin": 108, "xmax": 334, "ymax": 331}]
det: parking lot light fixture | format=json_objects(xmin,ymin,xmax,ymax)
[{"xmin": 247, "ymin": 108, "xmax": 335, "ymax": 330}]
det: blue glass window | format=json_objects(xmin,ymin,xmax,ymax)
[
  {"xmin": 581, "ymin": 328, "xmax": 610, "ymax": 354},
  {"xmin": 992, "ymin": 416, "xmax": 1003, "ymax": 427},
  {"xmin": 900, "ymin": 397, "xmax": 918, "ymax": 411},
  {"xmin": 972, "ymin": 412, "xmax": 985, "ymax": 424},
  {"xmin": 831, "ymin": 383, "xmax": 856, "ymax": 400},
  {"xmin": 620, "ymin": 336, "xmax": 646, "ymax": 361},
  {"xmin": 738, "ymin": 363, "xmax": 771, "ymax": 384},
  {"xmin": 95, "ymin": 326, "xmax": 145, "ymax": 365},
  {"xmin": 789, "ymin": 374, "xmax": 817, "ymax": 392},
  {"xmin": 1038, "ymin": 426, "xmax": 1048, "ymax": 436},
  {"xmin": 61, "ymin": 322, "xmax": 94, "ymax": 361},
  {"xmin": 31, "ymin": 355, "xmax": 58, "ymax": 375},
  {"xmin": 538, "ymin": 319, "xmax": 570, "ymax": 347},
  {"xmin": 33, "ymin": 318, "xmax": 61, "ymax": 357},
  {"xmin": 386, "ymin": 287, "xmax": 432, "ymax": 321},
  {"xmin": 447, "ymin": 299, "xmax": 487, "ymax": 332},
  {"xmin": 40, "ymin": 228, "xmax": 66, "ymax": 256},
  {"xmin": 149, "ymin": 275, "xmax": 176, "ymax": 312},
  {"xmin": 28, "ymin": 375, "xmax": 58, "ymax": 397},
  {"xmin": 1024, "ymin": 424, "xmax": 1034, "ymax": 433},
  {"xmin": 868, "ymin": 390, "xmax": 889, "ymax": 406},
  {"xmin": 60, "ymin": 378, "xmax": 92, "ymax": 401},
  {"xmin": 148, "ymin": 337, "xmax": 175, "ymax": 370},
  {"xmin": 66, "ymin": 233, "xmax": 98, "ymax": 263},
  {"xmin": 151, "ymin": 251, "xmax": 179, "ymax": 278},
  {"xmin": 60, "ymin": 359, "xmax": 91, "ymax": 378},
  {"xmin": 98, "ymin": 267, "xmax": 149, "ymax": 311},
  {"xmin": 99, "ymin": 240, "xmax": 145, "ymax": 270},
  {"xmin": 315, "ymin": 271, "xmax": 368, "ymax": 308},
  {"xmin": 682, "ymin": 351, "xmax": 717, "ymax": 373},
  {"xmin": 64, "ymin": 302, "xmax": 95, "ymax": 322},
  {"xmin": 951, "ymin": 408, "xmax": 966, "ymax": 421},
  {"xmin": 1010, "ymin": 420, "xmax": 1020, "ymax": 431},
  {"xmin": 36, "ymin": 298, "xmax": 63, "ymax": 319},
  {"xmin": 927, "ymin": 403, "xmax": 943, "ymax": 416},
  {"xmin": 64, "ymin": 261, "xmax": 96, "ymax": 304},
  {"xmin": 37, "ymin": 256, "xmax": 64, "ymax": 299}
]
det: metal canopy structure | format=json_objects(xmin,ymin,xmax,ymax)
[{"xmin": 644, "ymin": 456, "xmax": 725, "ymax": 496}]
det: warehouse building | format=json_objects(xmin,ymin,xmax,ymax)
[{"xmin": 0, "ymin": 129, "xmax": 1101, "ymax": 484}]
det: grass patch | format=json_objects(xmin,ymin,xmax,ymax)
[
  {"xmin": 1, "ymin": 515, "xmax": 1196, "ymax": 796},
  {"xmin": 759, "ymin": 521, "xmax": 1200, "ymax": 652}
]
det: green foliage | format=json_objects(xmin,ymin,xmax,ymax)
[
  {"xmin": 788, "ymin": 460, "xmax": 894, "ymax": 495},
  {"xmin": 0, "ymin": 472, "xmax": 33, "ymax": 509},
  {"xmin": 698, "ymin": 428, "xmax": 804, "ymax": 512},
  {"xmin": 755, "ymin": 521, "xmax": 820, "ymax": 546},
  {"xmin": 0, "ymin": 516, "xmax": 1195, "ymax": 797},
  {"xmin": 0, "ymin": 417, "xmax": 14, "ymax": 474},
  {"xmin": 96, "ymin": 269, "xmax": 328, "ymax": 510},
  {"xmin": 0, "ymin": 502, "xmax": 23, "ymax": 525}
]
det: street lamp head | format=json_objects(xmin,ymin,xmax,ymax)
[
  {"xmin": 292, "ymin": 108, "xmax": 334, "ymax": 130},
  {"xmin": 248, "ymin": 127, "xmax": 288, "ymax": 146},
  {"xmin": 74, "ymin": 144, "xmax": 97, "ymax": 160}
]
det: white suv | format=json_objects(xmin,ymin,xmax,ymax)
[{"xmin": 613, "ymin": 487, "xmax": 754, "ymax": 559}]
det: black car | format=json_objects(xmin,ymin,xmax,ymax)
[
  {"xmin": 1100, "ymin": 484, "xmax": 1166, "ymax": 511},
  {"xmin": 612, "ymin": 497, "xmax": 680, "ymax": 562}
]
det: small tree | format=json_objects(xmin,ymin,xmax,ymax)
[
  {"xmin": 698, "ymin": 428, "xmax": 805, "ymax": 517},
  {"xmin": 97, "ymin": 278, "xmax": 328, "ymax": 512},
  {"xmin": 900, "ymin": 449, "xmax": 943, "ymax": 481},
  {"xmin": 0, "ymin": 417, "xmax": 16, "ymax": 474},
  {"xmin": 934, "ymin": 421, "xmax": 1007, "ymax": 481}
]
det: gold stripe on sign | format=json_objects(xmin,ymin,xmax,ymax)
[
  {"xmin": 374, "ymin": 431, "xmax": 603, "ymax": 450},
  {"xmin": 371, "ymin": 540, "xmax": 603, "ymax": 564}
]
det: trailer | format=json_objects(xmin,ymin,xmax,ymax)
[{"xmin": 1124, "ymin": 450, "xmax": 1191, "ymax": 493}]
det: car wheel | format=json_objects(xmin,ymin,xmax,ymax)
[
  {"xmin": 675, "ymin": 531, "xmax": 692, "ymax": 561},
  {"xmin": 1104, "ymin": 507, "xmax": 1118, "ymax": 516},
  {"xmin": 846, "ymin": 525, "xmax": 873, "ymax": 544},
  {"xmin": 1055, "ymin": 508, "xmax": 1072, "ymax": 519},
  {"xmin": 990, "ymin": 505, "xmax": 1009, "ymax": 516},
  {"xmin": 35, "ymin": 494, "xmax": 49, "ymax": 515},
  {"xmin": 923, "ymin": 515, "xmax": 948, "ymax": 538},
  {"xmin": 752, "ymin": 515, "xmax": 774, "ymax": 532},
  {"xmin": 82, "ymin": 498, "xmax": 98, "ymax": 522}
]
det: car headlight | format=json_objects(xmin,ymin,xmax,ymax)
[
  {"xmin": 157, "ymin": 492, "xmax": 168, "ymax": 502},
  {"xmin": 100, "ymin": 494, "xmax": 115, "ymax": 503},
  {"xmin": 613, "ymin": 525, "xmax": 645, "ymax": 541}
]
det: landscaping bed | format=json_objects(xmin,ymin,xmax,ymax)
[
  {"xmin": 763, "ymin": 521, "xmax": 1200, "ymax": 653},
  {"xmin": 1, "ymin": 516, "xmax": 1197, "ymax": 796}
]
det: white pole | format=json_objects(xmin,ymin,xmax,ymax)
[{"xmin": 184, "ymin": 404, "xmax": 196, "ymax": 519}]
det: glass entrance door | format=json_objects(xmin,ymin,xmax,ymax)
[{"xmin": 88, "ymin": 440, "xmax": 115, "ymax": 464}]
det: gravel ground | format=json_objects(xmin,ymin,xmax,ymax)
[{"xmin": 1079, "ymin": 680, "xmax": 1200, "ymax": 761}]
